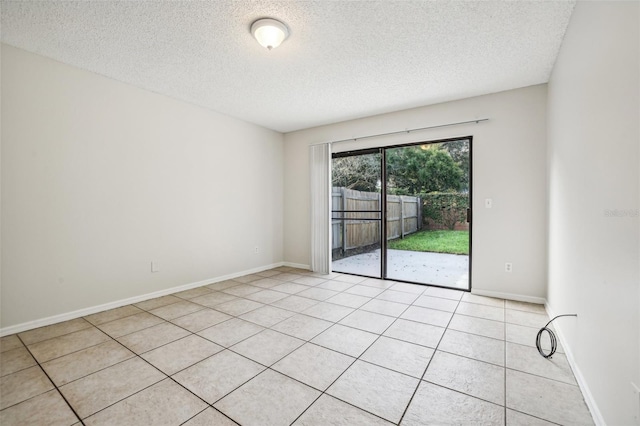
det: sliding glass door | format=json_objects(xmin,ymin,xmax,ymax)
[{"xmin": 330, "ymin": 138, "xmax": 471, "ymax": 291}]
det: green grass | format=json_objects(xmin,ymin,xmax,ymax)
[{"xmin": 387, "ymin": 230, "xmax": 469, "ymax": 255}]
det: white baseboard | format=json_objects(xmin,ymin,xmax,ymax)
[
  {"xmin": 545, "ymin": 302, "xmax": 605, "ymax": 426},
  {"xmin": 0, "ymin": 262, "xmax": 285, "ymax": 337},
  {"xmin": 471, "ymin": 288, "xmax": 546, "ymax": 305},
  {"xmin": 283, "ymin": 262, "xmax": 310, "ymax": 270}
]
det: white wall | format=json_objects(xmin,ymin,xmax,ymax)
[
  {"xmin": 546, "ymin": 2, "xmax": 639, "ymax": 425},
  {"xmin": 1, "ymin": 45, "xmax": 284, "ymax": 329},
  {"xmin": 284, "ymin": 85, "xmax": 548, "ymax": 301}
]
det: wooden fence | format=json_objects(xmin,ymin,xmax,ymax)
[{"xmin": 332, "ymin": 187, "xmax": 421, "ymax": 252}]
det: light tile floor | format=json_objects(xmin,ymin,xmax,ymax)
[{"xmin": 0, "ymin": 267, "xmax": 594, "ymax": 425}]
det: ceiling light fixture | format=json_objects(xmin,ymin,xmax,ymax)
[{"xmin": 251, "ymin": 18, "xmax": 289, "ymax": 50}]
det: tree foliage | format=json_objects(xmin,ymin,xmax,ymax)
[
  {"xmin": 386, "ymin": 146, "xmax": 462, "ymax": 195},
  {"xmin": 332, "ymin": 154, "xmax": 380, "ymax": 192},
  {"xmin": 441, "ymin": 140, "xmax": 470, "ymax": 191},
  {"xmin": 331, "ymin": 142, "xmax": 466, "ymax": 196}
]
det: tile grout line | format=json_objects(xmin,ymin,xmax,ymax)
[
  {"xmin": 327, "ymin": 284, "xmax": 445, "ymax": 422},
  {"xmin": 22, "ymin": 322, "xmax": 114, "ymax": 365},
  {"xmin": 152, "ymin": 277, "xmax": 471, "ymax": 424},
  {"xmin": 23, "ymin": 314, "xmax": 181, "ymax": 366},
  {"xmin": 55, "ymin": 326, "xmax": 171, "ymax": 423},
  {"xmin": 507, "ymin": 407, "xmax": 564, "ymax": 425},
  {"xmin": 13, "ymin": 333, "xmax": 86, "ymax": 426},
  {"xmin": 23, "ymin": 273, "xmax": 452, "ymax": 349},
  {"xmin": 140, "ymin": 360, "xmax": 239, "ymax": 425},
  {"xmin": 14, "ymin": 320, "xmax": 95, "ymax": 347},
  {"xmin": 3, "ymin": 270, "xmax": 556, "ymax": 425},
  {"xmin": 142, "ymin": 303, "xmax": 530, "ymax": 422},
  {"xmin": 176, "ymin": 407, "xmax": 212, "ymax": 426},
  {"xmin": 397, "ymin": 292, "xmax": 464, "ymax": 424},
  {"xmin": 288, "ymin": 285, "xmax": 419, "ymax": 426},
  {"xmin": 28, "ymin": 303, "xmax": 565, "ymax": 423},
  {"xmin": 83, "ymin": 326, "xmax": 234, "ymax": 424},
  {"xmin": 503, "ymin": 365, "xmax": 581, "ymax": 387},
  {"xmin": 126, "ymin": 278, "xmax": 374, "ymax": 423},
  {"xmin": 19, "ymin": 306, "xmax": 233, "ymax": 424},
  {"xmin": 203, "ymin": 304, "xmax": 357, "ymax": 423},
  {"xmin": 218, "ymin": 275, "xmax": 401, "ymax": 424}
]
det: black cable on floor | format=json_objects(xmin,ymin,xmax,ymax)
[{"xmin": 536, "ymin": 314, "xmax": 577, "ymax": 358}]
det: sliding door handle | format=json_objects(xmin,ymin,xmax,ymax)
[{"xmin": 466, "ymin": 208, "xmax": 471, "ymax": 223}]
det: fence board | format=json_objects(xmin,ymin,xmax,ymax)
[{"xmin": 332, "ymin": 188, "xmax": 420, "ymax": 251}]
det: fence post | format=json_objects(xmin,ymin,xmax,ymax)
[{"xmin": 417, "ymin": 196, "xmax": 422, "ymax": 231}]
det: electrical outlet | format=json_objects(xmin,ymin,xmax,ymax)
[
  {"xmin": 254, "ymin": 246, "xmax": 259, "ymax": 254},
  {"xmin": 505, "ymin": 262, "xmax": 513, "ymax": 273},
  {"xmin": 485, "ymin": 198, "xmax": 493, "ymax": 208},
  {"xmin": 151, "ymin": 261, "xmax": 159, "ymax": 273}
]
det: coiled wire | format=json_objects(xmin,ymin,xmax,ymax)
[{"xmin": 536, "ymin": 314, "xmax": 577, "ymax": 358}]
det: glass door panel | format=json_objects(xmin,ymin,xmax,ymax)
[
  {"xmin": 331, "ymin": 151, "xmax": 382, "ymax": 278},
  {"xmin": 385, "ymin": 140, "xmax": 471, "ymax": 290}
]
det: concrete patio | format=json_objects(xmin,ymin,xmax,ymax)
[{"xmin": 332, "ymin": 249, "xmax": 469, "ymax": 290}]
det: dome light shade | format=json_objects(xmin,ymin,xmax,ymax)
[{"xmin": 251, "ymin": 18, "xmax": 289, "ymax": 50}]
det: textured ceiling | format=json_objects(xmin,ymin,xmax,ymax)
[{"xmin": 1, "ymin": 1, "xmax": 575, "ymax": 133}]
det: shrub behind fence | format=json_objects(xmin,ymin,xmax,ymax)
[{"xmin": 421, "ymin": 192, "xmax": 469, "ymax": 231}]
